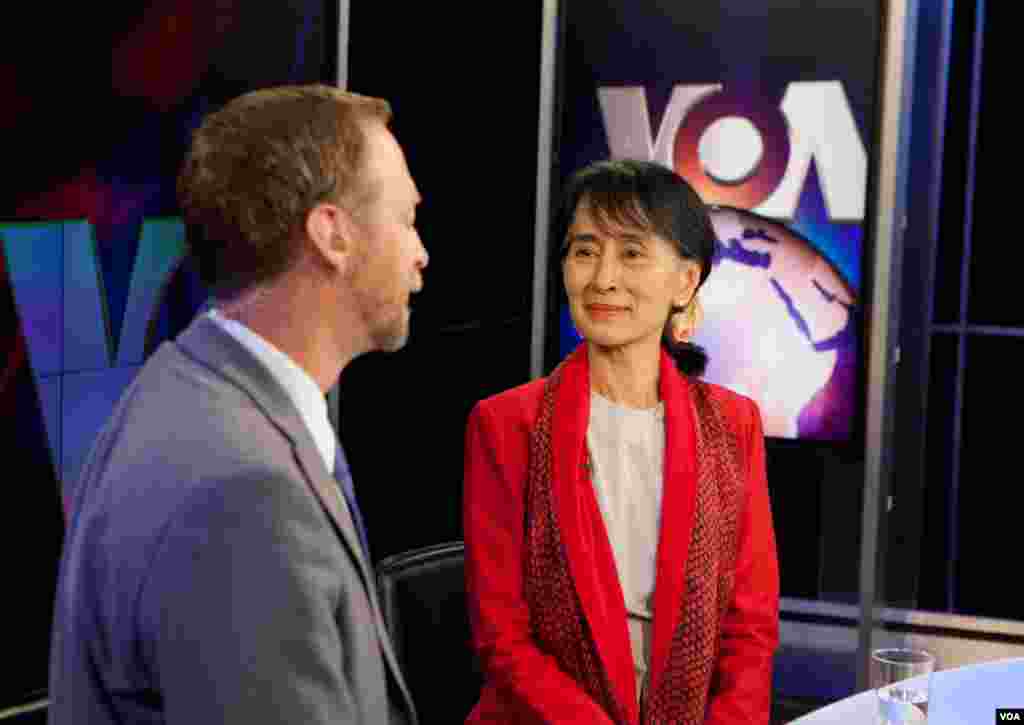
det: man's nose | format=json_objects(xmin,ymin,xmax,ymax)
[{"xmin": 416, "ymin": 235, "xmax": 429, "ymax": 270}]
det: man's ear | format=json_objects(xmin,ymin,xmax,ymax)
[{"xmin": 306, "ymin": 202, "xmax": 358, "ymax": 273}]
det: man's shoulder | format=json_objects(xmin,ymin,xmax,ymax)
[{"xmin": 78, "ymin": 346, "xmax": 296, "ymax": 518}]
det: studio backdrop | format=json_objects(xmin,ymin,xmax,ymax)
[
  {"xmin": 546, "ymin": 0, "xmax": 884, "ymax": 606},
  {"xmin": 0, "ymin": 1, "xmax": 338, "ymax": 710}
]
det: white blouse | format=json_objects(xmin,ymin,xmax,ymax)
[{"xmin": 586, "ymin": 392, "xmax": 665, "ymax": 702}]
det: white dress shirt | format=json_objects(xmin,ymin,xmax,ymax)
[{"xmin": 207, "ymin": 309, "xmax": 336, "ymax": 474}]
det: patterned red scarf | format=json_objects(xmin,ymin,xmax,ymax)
[{"xmin": 522, "ymin": 360, "xmax": 745, "ymax": 724}]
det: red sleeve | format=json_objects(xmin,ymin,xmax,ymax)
[
  {"xmin": 704, "ymin": 398, "xmax": 781, "ymax": 725},
  {"xmin": 463, "ymin": 398, "xmax": 615, "ymax": 724}
]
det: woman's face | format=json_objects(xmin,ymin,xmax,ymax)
[{"xmin": 563, "ymin": 202, "xmax": 700, "ymax": 353}]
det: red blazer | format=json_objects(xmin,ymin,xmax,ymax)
[{"xmin": 463, "ymin": 347, "xmax": 779, "ymax": 724}]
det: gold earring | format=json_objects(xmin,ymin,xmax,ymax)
[{"xmin": 671, "ymin": 296, "xmax": 703, "ymax": 343}]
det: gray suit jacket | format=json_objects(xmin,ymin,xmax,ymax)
[{"xmin": 49, "ymin": 316, "xmax": 417, "ymax": 724}]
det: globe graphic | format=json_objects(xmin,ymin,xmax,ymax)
[{"xmin": 694, "ymin": 207, "xmax": 856, "ymax": 440}]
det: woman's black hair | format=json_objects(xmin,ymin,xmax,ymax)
[{"xmin": 558, "ymin": 159, "xmax": 717, "ymax": 376}]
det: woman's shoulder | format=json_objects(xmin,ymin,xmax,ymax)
[
  {"xmin": 689, "ymin": 377, "xmax": 762, "ymax": 430},
  {"xmin": 465, "ymin": 379, "xmax": 548, "ymax": 456},
  {"xmin": 472, "ymin": 377, "xmax": 547, "ymax": 423}
]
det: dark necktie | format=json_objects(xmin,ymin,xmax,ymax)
[{"xmin": 333, "ymin": 444, "xmax": 370, "ymax": 559}]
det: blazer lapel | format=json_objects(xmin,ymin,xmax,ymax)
[
  {"xmin": 288, "ymin": 437, "xmax": 418, "ymax": 715},
  {"xmin": 290, "ymin": 437, "xmax": 374, "ymax": 587},
  {"xmin": 648, "ymin": 351, "xmax": 699, "ymax": 695},
  {"xmin": 552, "ymin": 348, "xmax": 637, "ymax": 719},
  {"xmin": 178, "ymin": 317, "xmax": 375, "ymax": 575},
  {"xmin": 176, "ymin": 316, "xmax": 416, "ymax": 715}
]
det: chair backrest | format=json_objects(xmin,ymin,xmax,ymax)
[{"xmin": 376, "ymin": 541, "xmax": 482, "ymax": 723}]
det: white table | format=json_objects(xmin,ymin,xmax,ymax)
[{"xmin": 789, "ymin": 656, "xmax": 1024, "ymax": 723}]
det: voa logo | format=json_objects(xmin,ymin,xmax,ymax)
[
  {"xmin": 597, "ymin": 81, "xmax": 866, "ymax": 223},
  {"xmin": 2, "ymin": 218, "xmax": 204, "ymax": 486}
]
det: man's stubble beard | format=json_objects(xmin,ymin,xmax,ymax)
[{"xmin": 346, "ymin": 247, "xmax": 409, "ymax": 354}]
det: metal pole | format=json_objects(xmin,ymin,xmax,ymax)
[
  {"xmin": 327, "ymin": 0, "xmax": 351, "ymax": 429},
  {"xmin": 857, "ymin": 0, "xmax": 918, "ymax": 692},
  {"xmin": 948, "ymin": 0, "xmax": 986, "ymax": 615},
  {"xmin": 530, "ymin": 0, "xmax": 560, "ymax": 379},
  {"xmin": 335, "ymin": 0, "xmax": 349, "ymax": 90}
]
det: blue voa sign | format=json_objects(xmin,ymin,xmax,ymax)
[{"xmin": 1, "ymin": 218, "xmax": 208, "ymax": 487}]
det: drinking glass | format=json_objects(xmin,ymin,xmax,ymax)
[{"xmin": 871, "ymin": 648, "xmax": 935, "ymax": 724}]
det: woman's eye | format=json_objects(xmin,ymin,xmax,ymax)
[
  {"xmin": 624, "ymin": 247, "xmax": 644, "ymax": 259},
  {"xmin": 573, "ymin": 247, "xmax": 595, "ymax": 258}
]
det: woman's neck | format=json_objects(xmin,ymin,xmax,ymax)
[{"xmin": 586, "ymin": 340, "xmax": 661, "ymax": 409}]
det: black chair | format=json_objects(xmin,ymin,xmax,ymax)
[{"xmin": 377, "ymin": 541, "xmax": 482, "ymax": 723}]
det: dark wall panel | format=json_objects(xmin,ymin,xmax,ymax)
[
  {"xmin": 956, "ymin": 334, "xmax": 1024, "ymax": 619},
  {"xmin": 917, "ymin": 332, "xmax": 958, "ymax": 612},
  {"xmin": 345, "ymin": 3, "xmax": 542, "ymax": 559}
]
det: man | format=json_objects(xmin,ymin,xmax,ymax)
[{"xmin": 49, "ymin": 85, "xmax": 427, "ymax": 723}]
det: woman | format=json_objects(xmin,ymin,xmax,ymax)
[{"xmin": 463, "ymin": 160, "xmax": 779, "ymax": 724}]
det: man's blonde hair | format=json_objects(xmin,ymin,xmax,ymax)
[{"xmin": 177, "ymin": 84, "xmax": 392, "ymax": 298}]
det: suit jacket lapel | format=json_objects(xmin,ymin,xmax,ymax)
[
  {"xmin": 175, "ymin": 316, "xmax": 416, "ymax": 715},
  {"xmin": 288, "ymin": 436, "xmax": 417, "ymax": 715},
  {"xmin": 552, "ymin": 348, "xmax": 637, "ymax": 719},
  {"xmin": 177, "ymin": 317, "xmax": 373, "ymax": 573},
  {"xmin": 648, "ymin": 351, "xmax": 699, "ymax": 695},
  {"xmin": 290, "ymin": 437, "xmax": 374, "ymax": 589}
]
